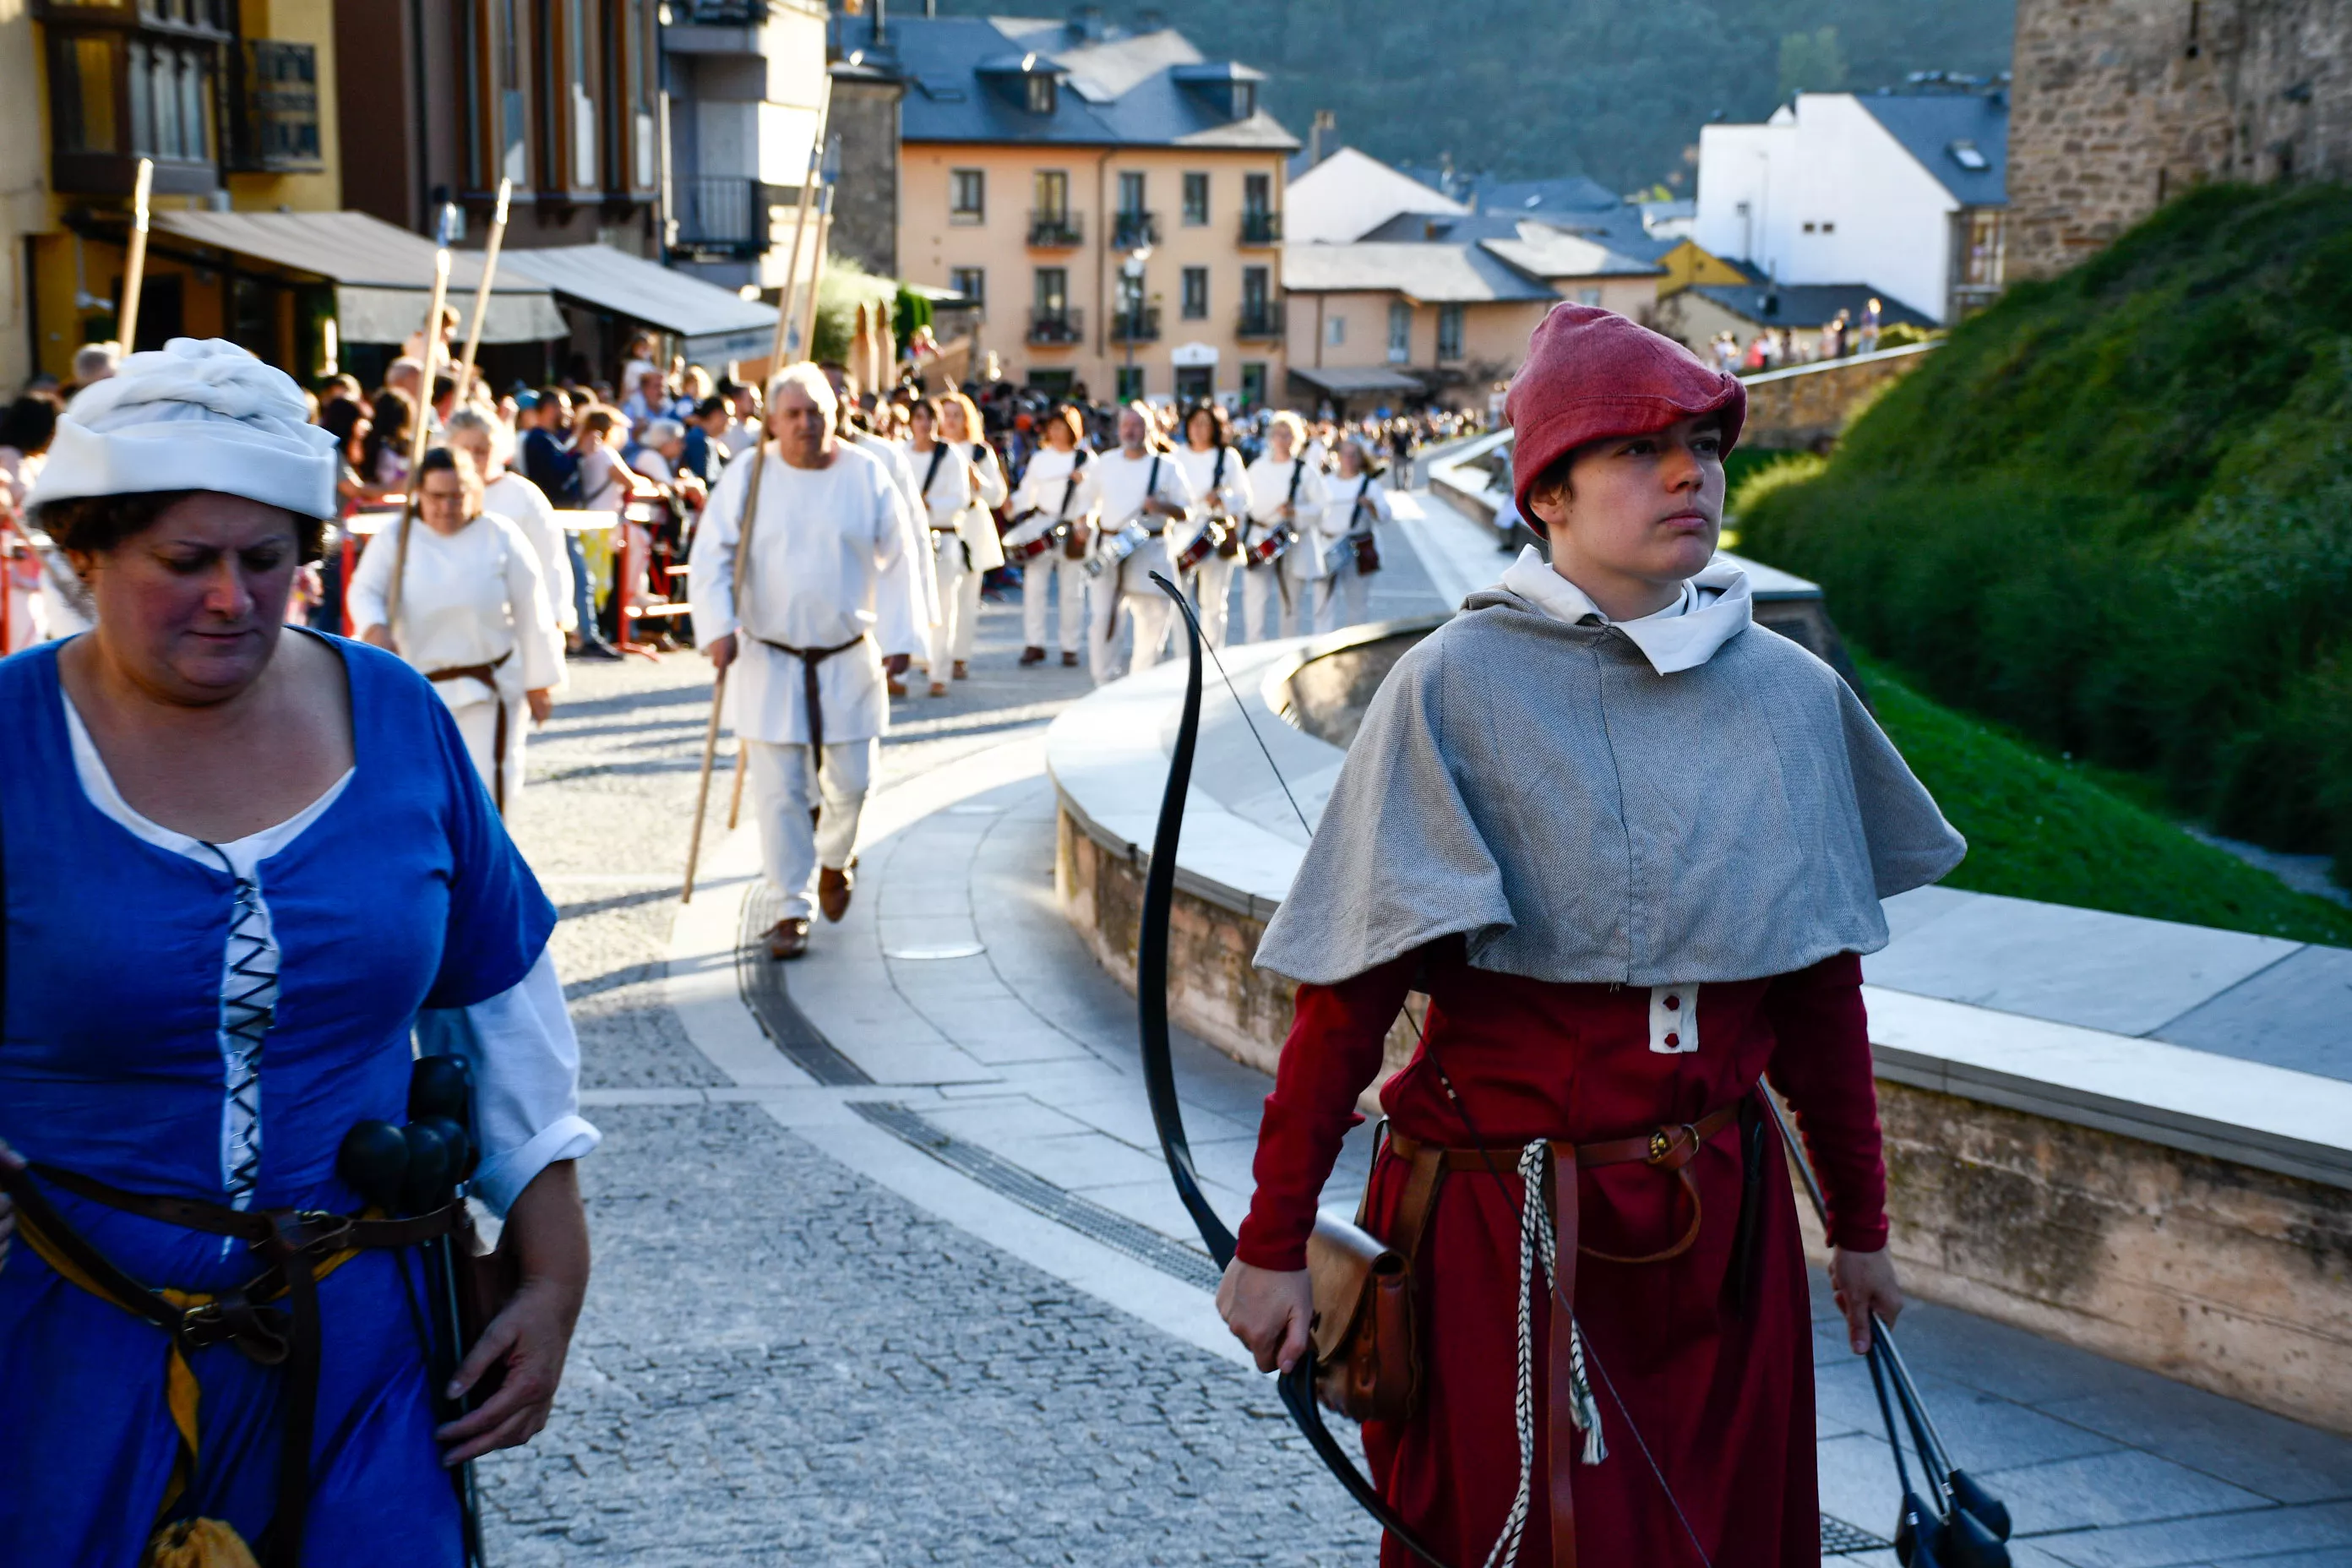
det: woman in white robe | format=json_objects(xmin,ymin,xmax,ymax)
[
  {"xmin": 1172, "ymin": 403, "xmax": 1255, "ymax": 650},
  {"xmin": 1315, "ymin": 434, "xmax": 1393, "ymax": 634},
  {"xmin": 349, "ymin": 447, "xmax": 564, "ymax": 814},
  {"xmin": 1238, "ymin": 411, "xmax": 1329, "ymax": 643},
  {"xmin": 936, "ymin": 392, "xmax": 1008, "ymax": 679},
  {"xmin": 1007, "ymin": 405, "xmax": 1097, "ymax": 668},
  {"xmin": 901, "ymin": 399, "xmax": 975, "ymax": 697},
  {"xmin": 447, "ymin": 408, "xmax": 577, "ymax": 637}
]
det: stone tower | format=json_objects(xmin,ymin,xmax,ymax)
[{"xmin": 2006, "ymin": 0, "xmax": 2352, "ymax": 279}]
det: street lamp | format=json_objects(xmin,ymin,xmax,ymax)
[{"xmin": 1121, "ymin": 244, "xmax": 1151, "ymax": 399}]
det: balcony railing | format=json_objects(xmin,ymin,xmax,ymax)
[
  {"xmin": 675, "ymin": 0, "xmax": 770, "ymax": 20},
  {"xmin": 1239, "ymin": 209, "xmax": 1281, "ymax": 246},
  {"xmin": 1108, "ymin": 305, "xmax": 1162, "ymax": 344},
  {"xmin": 672, "ymin": 175, "xmax": 769, "ymax": 259},
  {"xmin": 1236, "ymin": 301, "xmax": 1285, "ymax": 339},
  {"xmin": 1027, "ymin": 210, "xmax": 1083, "ymax": 248},
  {"xmin": 1111, "ymin": 210, "xmax": 1160, "ymax": 250},
  {"xmin": 1027, "ymin": 308, "xmax": 1085, "ymax": 346}
]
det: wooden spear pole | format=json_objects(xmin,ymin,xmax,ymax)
[
  {"xmin": 383, "ymin": 204, "xmax": 458, "ymax": 651},
  {"xmin": 117, "ymin": 159, "xmax": 154, "ymax": 354},
  {"xmin": 681, "ymin": 83, "xmax": 832, "ymax": 901},
  {"xmin": 798, "ymin": 180, "xmax": 836, "ymax": 366},
  {"xmin": 455, "ymin": 178, "xmax": 513, "ymax": 402}
]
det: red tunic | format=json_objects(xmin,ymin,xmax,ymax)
[{"xmin": 1236, "ymin": 943, "xmax": 1889, "ymax": 1568}]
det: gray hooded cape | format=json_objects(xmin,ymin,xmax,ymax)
[{"xmin": 1253, "ymin": 578, "xmax": 1966, "ymax": 987}]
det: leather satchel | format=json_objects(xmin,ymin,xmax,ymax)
[
  {"xmin": 453, "ymin": 1207, "xmax": 522, "ymax": 1398},
  {"xmin": 1305, "ymin": 1206, "xmax": 1421, "ymax": 1424}
]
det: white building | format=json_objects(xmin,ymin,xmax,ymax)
[
  {"xmin": 1285, "ymin": 145, "xmax": 1466, "ymax": 245},
  {"xmin": 1695, "ymin": 88, "xmax": 2007, "ymax": 325}
]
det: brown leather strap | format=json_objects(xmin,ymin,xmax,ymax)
[
  {"xmin": 751, "ymin": 633, "xmax": 867, "ymax": 775},
  {"xmin": 30, "ymin": 1162, "xmax": 457, "ymax": 1250},
  {"xmin": 426, "ymin": 652, "xmax": 514, "ymax": 815},
  {"xmin": 1546, "ymin": 1147, "xmax": 1579, "ymax": 1568}
]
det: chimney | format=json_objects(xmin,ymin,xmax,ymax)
[
  {"xmin": 872, "ymin": 0, "xmax": 885, "ymax": 47},
  {"xmin": 1309, "ymin": 108, "xmax": 1336, "ymax": 166},
  {"xmin": 1069, "ymin": 4, "xmax": 1103, "ymax": 41}
]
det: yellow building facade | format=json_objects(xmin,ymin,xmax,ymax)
[{"xmin": 14, "ymin": 0, "xmax": 342, "ymax": 386}]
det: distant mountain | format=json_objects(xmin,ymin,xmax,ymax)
[{"xmin": 922, "ymin": 0, "xmax": 2014, "ymax": 193}]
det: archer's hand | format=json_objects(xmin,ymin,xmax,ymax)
[
  {"xmin": 705, "ymin": 631, "xmax": 738, "ymax": 672},
  {"xmin": 1217, "ymin": 1259, "xmax": 1314, "ymax": 1375},
  {"xmin": 1830, "ymin": 1245, "xmax": 1904, "ymax": 1355}
]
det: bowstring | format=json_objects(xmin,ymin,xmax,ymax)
[{"xmin": 1194, "ymin": 586, "xmax": 1714, "ymax": 1568}]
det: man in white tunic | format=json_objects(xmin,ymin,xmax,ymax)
[
  {"xmin": 446, "ymin": 408, "xmax": 576, "ymax": 638},
  {"xmin": 1238, "ymin": 411, "xmax": 1330, "ymax": 643},
  {"xmin": 1171, "ymin": 404, "xmax": 1255, "ymax": 650},
  {"xmin": 349, "ymin": 447, "xmax": 565, "ymax": 813},
  {"xmin": 688, "ymin": 365, "xmax": 928, "ymax": 961},
  {"xmin": 1082, "ymin": 402, "xmax": 1196, "ymax": 684},
  {"xmin": 825, "ymin": 364, "xmax": 941, "ymax": 696}
]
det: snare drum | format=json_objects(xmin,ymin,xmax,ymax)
[
  {"xmin": 1086, "ymin": 520, "xmax": 1155, "ymax": 578},
  {"xmin": 1013, "ymin": 523, "xmax": 1065, "ymax": 561},
  {"xmin": 1172, "ymin": 519, "xmax": 1226, "ymax": 574},
  {"xmin": 1246, "ymin": 525, "xmax": 1296, "ymax": 568}
]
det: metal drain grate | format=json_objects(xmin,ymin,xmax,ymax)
[
  {"xmin": 736, "ymin": 885, "xmax": 875, "ymax": 1086},
  {"xmin": 851, "ymin": 1102, "xmax": 1224, "ymax": 1292},
  {"xmin": 1821, "ymin": 1516, "xmax": 1889, "ymax": 1555}
]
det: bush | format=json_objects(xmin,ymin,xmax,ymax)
[{"xmin": 1740, "ymin": 182, "xmax": 2352, "ymax": 887}]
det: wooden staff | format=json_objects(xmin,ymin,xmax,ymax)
[
  {"xmin": 455, "ymin": 178, "xmax": 513, "ymax": 401},
  {"xmin": 778, "ymin": 83, "xmax": 833, "ymax": 363},
  {"xmin": 383, "ymin": 204, "xmax": 458, "ymax": 649},
  {"xmin": 681, "ymin": 87, "xmax": 830, "ymax": 901},
  {"xmin": 798, "ymin": 179, "xmax": 836, "ymax": 363},
  {"xmin": 117, "ymin": 159, "xmax": 154, "ymax": 353}
]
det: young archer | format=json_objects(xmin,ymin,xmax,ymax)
[{"xmin": 1217, "ymin": 304, "xmax": 1966, "ymax": 1567}]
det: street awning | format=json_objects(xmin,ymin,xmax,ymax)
[
  {"xmin": 152, "ymin": 210, "xmax": 566, "ymax": 344},
  {"xmin": 497, "ymin": 245, "xmax": 780, "ymax": 363},
  {"xmin": 1287, "ymin": 365, "xmax": 1425, "ymax": 396}
]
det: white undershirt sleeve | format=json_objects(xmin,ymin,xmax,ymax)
[{"xmin": 449, "ymin": 949, "xmax": 602, "ymax": 1215}]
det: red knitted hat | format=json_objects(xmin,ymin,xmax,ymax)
[{"xmin": 1505, "ymin": 303, "xmax": 1745, "ymax": 523}]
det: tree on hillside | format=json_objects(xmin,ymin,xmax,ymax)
[
  {"xmin": 1777, "ymin": 25, "xmax": 1848, "ymax": 101},
  {"xmin": 926, "ymin": 0, "xmax": 2013, "ymax": 189}
]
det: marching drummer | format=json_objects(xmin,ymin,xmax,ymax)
[
  {"xmin": 348, "ymin": 446, "xmax": 565, "ymax": 815},
  {"xmin": 1315, "ymin": 434, "xmax": 1393, "ymax": 634},
  {"xmin": 1006, "ymin": 404, "xmax": 1095, "ymax": 670},
  {"xmin": 1238, "ymin": 411, "xmax": 1329, "ymax": 644},
  {"xmin": 935, "ymin": 392, "xmax": 1008, "ymax": 683},
  {"xmin": 904, "ymin": 398, "xmax": 974, "ymax": 699},
  {"xmin": 1083, "ymin": 400, "xmax": 1196, "ymax": 684},
  {"xmin": 1170, "ymin": 402, "xmax": 1255, "ymax": 650}
]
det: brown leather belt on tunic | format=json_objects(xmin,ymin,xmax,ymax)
[
  {"xmin": 425, "ymin": 650, "xmax": 513, "ymax": 815},
  {"xmin": 0, "ymin": 1159, "xmax": 458, "ymax": 1568},
  {"xmin": 750, "ymin": 632, "xmax": 867, "ymax": 774},
  {"xmin": 1383, "ymin": 1097, "xmax": 1743, "ymax": 1568}
]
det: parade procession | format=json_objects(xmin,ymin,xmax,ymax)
[{"xmin": 8, "ymin": 2, "xmax": 2352, "ymax": 1565}]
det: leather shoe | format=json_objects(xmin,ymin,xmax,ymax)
[
  {"xmin": 765, "ymin": 917, "xmax": 811, "ymax": 961},
  {"xmin": 928, "ymin": 680, "xmax": 950, "ymax": 697},
  {"xmin": 818, "ymin": 860, "xmax": 856, "ymax": 923},
  {"xmin": 952, "ymin": 660, "xmax": 969, "ymax": 680},
  {"xmin": 886, "ymin": 677, "xmax": 907, "ymax": 699},
  {"xmin": 1060, "ymin": 651, "xmax": 1079, "ymax": 667},
  {"xmin": 1019, "ymin": 645, "xmax": 1046, "ymax": 666}
]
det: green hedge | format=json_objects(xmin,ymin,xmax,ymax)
[{"xmin": 1739, "ymin": 182, "xmax": 2352, "ymax": 887}]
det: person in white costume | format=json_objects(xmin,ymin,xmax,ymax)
[
  {"xmin": 1238, "ymin": 411, "xmax": 1329, "ymax": 643},
  {"xmin": 1008, "ymin": 404, "xmax": 1095, "ymax": 668},
  {"xmin": 1315, "ymin": 435, "xmax": 1393, "ymax": 633},
  {"xmin": 823, "ymin": 364, "xmax": 941, "ymax": 698},
  {"xmin": 1171, "ymin": 403, "xmax": 1254, "ymax": 650},
  {"xmin": 350, "ymin": 447, "xmax": 565, "ymax": 814},
  {"xmin": 902, "ymin": 399, "xmax": 975, "ymax": 698},
  {"xmin": 687, "ymin": 365, "xmax": 928, "ymax": 961},
  {"xmin": 1081, "ymin": 402, "xmax": 1196, "ymax": 684},
  {"xmin": 445, "ymin": 408, "xmax": 576, "ymax": 637},
  {"xmin": 935, "ymin": 391, "xmax": 1007, "ymax": 679}
]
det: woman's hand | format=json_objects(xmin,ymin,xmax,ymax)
[
  {"xmin": 1216, "ymin": 1259, "xmax": 1315, "ymax": 1374},
  {"xmin": 525, "ymin": 688, "xmax": 553, "ymax": 724},
  {"xmin": 1830, "ymin": 1245, "xmax": 1903, "ymax": 1355},
  {"xmin": 0, "ymin": 1137, "xmax": 21, "ymax": 1271},
  {"xmin": 437, "ymin": 1161, "xmax": 589, "ymax": 1464}
]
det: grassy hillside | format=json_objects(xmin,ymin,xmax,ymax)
[
  {"xmin": 1739, "ymin": 182, "xmax": 2352, "ymax": 888},
  {"xmin": 1859, "ymin": 651, "xmax": 2352, "ymax": 945},
  {"xmin": 928, "ymin": 0, "xmax": 2013, "ymax": 192}
]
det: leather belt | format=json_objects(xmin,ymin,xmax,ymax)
[
  {"xmin": 426, "ymin": 650, "xmax": 514, "ymax": 815},
  {"xmin": 752, "ymin": 632, "xmax": 868, "ymax": 773},
  {"xmin": 0, "ymin": 1160, "xmax": 459, "ymax": 1568},
  {"xmin": 1385, "ymin": 1097, "xmax": 1742, "ymax": 1568}
]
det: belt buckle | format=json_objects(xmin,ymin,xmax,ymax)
[
  {"xmin": 1647, "ymin": 1124, "xmax": 1697, "ymax": 1166},
  {"xmin": 264, "ymin": 1209, "xmax": 355, "ymax": 1258}
]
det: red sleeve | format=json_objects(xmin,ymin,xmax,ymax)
[
  {"xmin": 1233, "ymin": 950, "xmax": 1419, "ymax": 1271},
  {"xmin": 1761, "ymin": 952, "xmax": 1890, "ymax": 1253}
]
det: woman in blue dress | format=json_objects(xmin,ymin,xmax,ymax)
[{"xmin": 0, "ymin": 339, "xmax": 597, "ymax": 1567}]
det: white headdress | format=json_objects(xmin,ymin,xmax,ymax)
[{"xmin": 27, "ymin": 337, "xmax": 338, "ymax": 520}]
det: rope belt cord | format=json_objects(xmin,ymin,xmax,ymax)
[{"xmin": 749, "ymin": 632, "xmax": 867, "ymax": 776}]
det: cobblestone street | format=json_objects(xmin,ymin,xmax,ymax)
[{"xmin": 484, "ymin": 596, "xmax": 1384, "ymax": 1564}]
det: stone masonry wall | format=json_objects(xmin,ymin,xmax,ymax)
[
  {"xmin": 1060, "ymin": 798, "xmax": 2352, "ymax": 1434},
  {"xmin": 2008, "ymin": 0, "xmax": 2352, "ymax": 280},
  {"xmin": 1736, "ymin": 346, "xmax": 1941, "ymax": 451},
  {"xmin": 825, "ymin": 75, "xmax": 901, "ymax": 277}
]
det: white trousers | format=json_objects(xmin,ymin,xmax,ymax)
[
  {"xmin": 1089, "ymin": 573, "xmax": 1176, "ymax": 685},
  {"xmin": 925, "ymin": 531, "xmax": 969, "ymax": 678},
  {"xmin": 746, "ymin": 737, "xmax": 875, "ymax": 919},
  {"xmin": 1021, "ymin": 552, "xmax": 1086, "ymax": 652},
  {"xmin": 952, "ymin": 558, "xmax": 985, "ymax": 662},
  {"xmin": 447, "ymin": 694, "xmax": 528, "ymax": 814},
  {"xmin": 1238, "ymin": 550, "xmax": 1313, "ymax": 643},
  {"xmin": 1315, "ymin": 561, "xmax": 1374, "ymax": 634},
  {"xmin": 1190, "ymin": 552, "xmax": 1238, "ymax": 650}
]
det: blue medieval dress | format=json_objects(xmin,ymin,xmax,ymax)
[{"xmin": 0, "ymin": 631, "xmax": 594, "ymax": 1566}]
